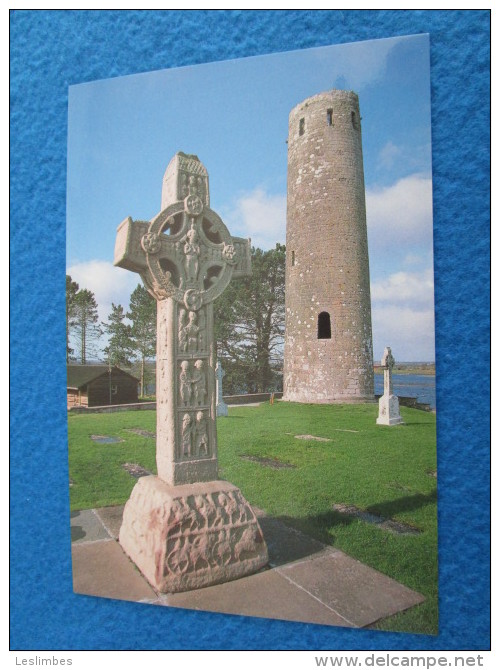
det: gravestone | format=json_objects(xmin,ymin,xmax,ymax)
[
  {"xmin": 114, "ymin": 152, "xmax": 268, "ymax": 592},
  {"xmin": 376, "ymin": 346, "xmax": 404, "ymax": 426},
  {"xmin": 215, "ymin": 361, "xmax": 229, "ymax": 417}
]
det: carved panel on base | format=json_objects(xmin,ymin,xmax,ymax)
[{"xmin": 119, "ymin": 476, "xmax": 268, "ymax": 593}]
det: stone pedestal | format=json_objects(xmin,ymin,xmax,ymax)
[
  {"xmin": 376, "ymin": 394, "xmax": 403, "ymax": 426},
  {"xmin": 119, "ymin": 476, "xmax": 268, "ymax": 592}
]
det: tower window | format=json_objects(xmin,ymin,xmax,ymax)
[
  {"xmin": 351, "ymin": 111, "xmax": 359, "ymax": 130},
  {"xmin": 291, "ymin": 250, "xmax": 295, "ymax": 266},
  {"xmin": 299, "ymin": 118, "xmax": 305, "ymax": 136},
  {"xmin": 327, "ymin": 109, "xmax": 333, "ymax": 126},
  {"xmin": 318, "ymin": 312, "xmax": 332, "ymax": 339}
]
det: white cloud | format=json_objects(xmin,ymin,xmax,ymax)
[
  {"xmin": 371, "ymin": 268, "xmax": 435, "ymax": 360},
  {"xmin": 313, "ymin": 36, "xmax": 397, "ymax": 92},
  {"xmin": 376, "ymin": 142, "xmax": 432, "ymax": 175},
  {"xmin": 222, "ymin": 188, "xmax": 286, "ymax": 250},
  {"xmin": 403, "ymin": 253, "xmax": 426, "ymax": 266},
  {"xmin": 372, "ymin": 304, "xmax": 435, "ymax": 363},
  {"xmin": 371, "ymin": 268, "xmax": 434, "ymax": 311},
  {"xmin": 377, "ymin": 141, "xmax": 402, "ymax": 170},
  {"xmin": 67, "ymin": 260, "xmax": 139, "ymax": 325},
  {"xmin": 366, "ymin": 174, "xmax": 433, "ymax": 252}
]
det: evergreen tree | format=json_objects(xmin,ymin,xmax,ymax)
[
  {"xmin": 127, "ymin": 284, "xmax": 156, "ymax": 396},
  {"xmin": 73, "ymin": 288, "xmax": 101, "ymax": 364},
  {"xmin": 102, "ymin": 303, "xmax": 134, "ymax": 368},
  {"xmin": 66, "ymin": 275, "xmax": 79, "ymax": 363},
  {"xmin": 214, "ymin": 243, "xmax": 285, "ymax": 393}
]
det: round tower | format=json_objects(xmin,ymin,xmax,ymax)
[{"xmin": 282, "ymin": 90, "xmax": 374, "ymax": 403}]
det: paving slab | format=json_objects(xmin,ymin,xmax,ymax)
[
  {"xmin": 277, "ymin": 549, "xmax": 425, "ymax": 627},
  {"xmin": 94, "ymin": 505, "xmax": 124, "ymax": 539},
  {"xmin": 70, "ymin": 509, "xmax": 111, "ymax": 544},
  {"xmin": 162, "ymin": 568, "xmax": 351, "ymax": 627},
  {"xmin": 72, "ymin": 539, "xmax": 157, "ymax": 602},
  {"xmin": 70, "ymin": 505, "xmax": 425, "ymax": 628}
]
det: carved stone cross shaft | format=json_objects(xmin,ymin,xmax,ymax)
[
  {"xmin": 381, "ymin": 346, "xmax": 395, "ymax": 397},
  {"xmin": 115, "ymin": 152, "xmax": 251, "ymax": 485},
  {"xmin": 215, "ymin": 360, "xmax": 229, "ymax": 417}
]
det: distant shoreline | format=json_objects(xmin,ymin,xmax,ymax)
[{"xmin": 374, "ymin": 364, "xmax": 435, "ymax": 376}]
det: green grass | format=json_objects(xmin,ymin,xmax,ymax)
[
  {"xmin": 68, "ymin": 401, "xmax": 437, "ymax": 635},
  {"xmin": 68, "ymin": 410, "xmax": 158, "ymax": 510}
]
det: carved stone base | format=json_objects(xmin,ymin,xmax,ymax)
[
  {"xmin": 119, "ymin": 476, "xmax": 268, "ymax": 593},
  {"xmin": 377, "ymin": 394, "xmax": 404, "ymax": 425}
]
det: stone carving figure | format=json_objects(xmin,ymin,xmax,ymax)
[
  {"xmin": 181, "ymin": 413, "xmax": 193, "ymax": 457},
  {"xmin": 217, "ymin": 491, "xmax": 238, "ymax": 525},
  {"xmin": 213, "ymin": 528, "xmax": 233, "ymax": 566},
  {"xmin": 179, "ymin": 361, "xmax": 192, "ymax": 405},
  {"xmin": 194, "ymin": 411, "xmax": 208, "ymax": 456},
  {"xmin": 229, "ymin": 490, "xmax": 250, "ymax": 523},
  {"xmin": 192, "ymin": 359, "xmax": 207, "ymax": 405},
  {"xmin": 167, "ymin": 537, "xmax": 191, "ymax": 575},
  {"xmin": 180, "ymin": 311, "xmax": 200, "ymax": 353},
  {"xmin": 178, "ymin": 309, "xmax": 188, "ymax": 352},
  {"xmin": 182, "ymin": 221, "xmax": 201, "ymax": 282},
  {"xmin": 194, "ymin": 494, "xmax": 214, "ymax": 529},
  {"xmin": 381, "ymin": 346, "xmax": 395, "ymax": 396},
  {"xmin": 234, "ymin": 526, "xmax": 258, "ymax": 561}
]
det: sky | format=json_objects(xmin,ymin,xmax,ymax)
[{"xmin": 67, "ymin": 33, "xmax": 434, "ymax": 362}]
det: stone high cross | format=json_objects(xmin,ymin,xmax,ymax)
[
  {"xmin": 215, "ymin": 360, "xmax": 228, "ymax": 417},
  {"xmin": 376, "ymin": 346, "xmax": 403, "ymax": 426},
  {"xmin": 381, "ymin": 346, "xmax": 395, "ymax": 397},
  {"xmin": 115, "ymin": 152, "xmax": 250, "ymax": 485},
  {"xmin": 114, "ymin": 153, "xmax": 267, "ymax": 593}
]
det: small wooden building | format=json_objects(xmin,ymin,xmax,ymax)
[{"xmin": 67, "ymin": 365, "xmax": 139, "ymax": 408}]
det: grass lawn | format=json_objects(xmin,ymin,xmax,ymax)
[{"xmin": 68, "ymin": 401, "xmax": 437, "ymax": 635}]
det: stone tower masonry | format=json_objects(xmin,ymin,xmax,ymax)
[{"xmin": 283, "ymin": 90, "xmax": 374, "ymax": 403}]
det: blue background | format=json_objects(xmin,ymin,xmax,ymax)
[{"xmin": 10, "ymin": 10, "xmax": 490, "ymax": 650}]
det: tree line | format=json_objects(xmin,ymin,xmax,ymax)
[
  {"xmin": 66, "ymin": 278, "xmax": 156, "ymax": 395},
  {"xmin": 66, "ymin": 243, "xmax": 286, "ymax": 396}
]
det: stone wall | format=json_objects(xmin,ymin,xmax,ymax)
[
  {"xmin": 283, "ymin": 90, "xmax": 374, "ymax": 403},
  {"xmin": 68, "ymin": 401, "xmax": 156, "ymax": 414},
  {"xmin": 67, "ymin": 393, "xmax": 283, "ymax": 414}
]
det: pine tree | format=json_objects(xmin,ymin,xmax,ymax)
[
  {"xmin": 214, "ymin": 243, "xmax": 285, "ymax": 393},
  {"xmin": 127, "ymin": 285, "xmax": 156, "ymax": 396},
  {"xmin": 102, "ymin": 303, "xmax": 134, "ymax": 368},
  {"xmin": 66, "ymin": 275, "xmax": 79, "ymax": 363},
  {"xmin": 73, "ymin": 289, "xmax": 101, "ymax": 364}
]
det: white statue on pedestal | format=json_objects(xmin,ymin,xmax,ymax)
[{"xmin": 376, "ymin": 346, "xmax": 404, "ymax": 426}]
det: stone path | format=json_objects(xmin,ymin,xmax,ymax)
[{"xmin": 71, "ymin": 505, "xmax": 424, "ymax": 628}]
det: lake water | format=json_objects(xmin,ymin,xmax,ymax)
[
  {"xmin": 374, "ymin": 374, "xmax": 436, "ymax": 410},
  {"xmin": 147, "ymin": 375, "xmax": 437, "ymax": 410}
]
